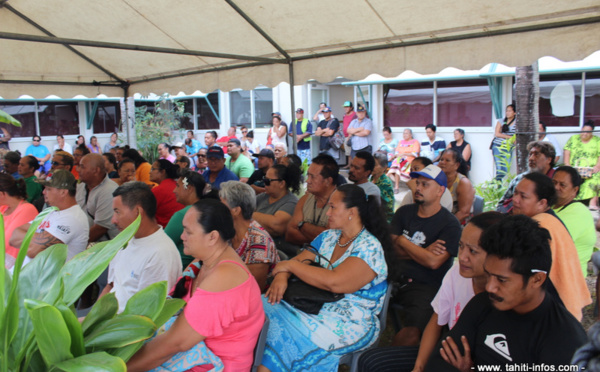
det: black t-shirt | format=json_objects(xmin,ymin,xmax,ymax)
[
  {"xmin": 317, "ymin": 118, "xmax": 340, "ymax": 151},
  {"xmin": 391, "ymin": 203, "xmax": 461, "ymax": 287},
  {"xmin": 425, "ymin": 292, "xmax": 587, "ymax": 371},
  {"xmin": 247, "ymin": 168, "xmax": 266, "ymax": 187}
]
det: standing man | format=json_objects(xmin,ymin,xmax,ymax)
[
  {"xmin": 289, "ymin": 108, "xmax": 313, "ymax": 165},
  {"xmin": 101, "ymin": 182, "xmax": 182, "ymax": 312},
  {"xmin": 312, "ymin": 102, "xmax": 332, "ymax": 123},
  {"xmin": 314, "ymin": 107, "xmax": 341, "ymax": 160},
  {"xmin": 11, "ymin": 170, "xmax": 89, "ymax": 262},
  {"xmin": 76, "ymin": 153, "xmax": 120, "ymax": 243},
  {"xmin": 342, "ymin": 101, "xmax": 357, "ymax": 166},
  {"xmin": 425, "ymin": 215, "xmax": 587, "ymax": 371},
  {"xmin": 225, "ymin": 138, "xmax": 254, "ymax": 183},
  {"xmin": 420, "ymin": 124, "xmax": 446, "ymax": 162},
  {"xmin": 390, "ymin": 164, "xmax": 461, "ymax": 346},
  {"xmin": 247, "ymin": 149, "xmax": 275, "ymax": 195},
  {"xmin": 348, "ymin": 151, "xmax": 381, "ymax": 204},
  {"xmin": 202, "ymin": 146, "xmax": 239, "ymax": 190},
  {"xmin": 286, "ymin": 154, "xmax": 339, "ymax": 247},
  {"xmin": 346, "ymin": 104, "xmax": 373, "ymax": 158}
]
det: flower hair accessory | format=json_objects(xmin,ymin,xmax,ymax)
[{"xmin": 182, "ymin": 177, "xmax": 189, "ymax": 190}]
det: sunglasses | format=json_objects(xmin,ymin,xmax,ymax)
[
  {"xmin": 33, "ymin": 139, "xmax": 40, "ymax": 142},
  {"xmin": 263, "ymin": 177, "xmax": 282, "ymax": 186},
  {"xmin": 51, "ymin": 161, "xmax": 65, "ymax": 166}
]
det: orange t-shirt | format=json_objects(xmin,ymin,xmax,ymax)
[{"xmin": 1, "ymin": 201, "xmax": 39, "ymax": 263}]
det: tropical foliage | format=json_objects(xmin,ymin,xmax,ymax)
[
  {"xmin": 0, "ymin": 211, "xmax": 185, "ymax": 372},
  {"xmin": 475, "ymin": 139, "xmax": 515, "ymax": 212}
]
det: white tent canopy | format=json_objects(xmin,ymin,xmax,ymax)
[{"xmin": 1, "ymin": 0, "xmax": 599, "ymax": 99}]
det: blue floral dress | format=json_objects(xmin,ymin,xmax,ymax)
[{"xmin": 261, "ymin": 229, "xmax": 388, "ymax": 371}]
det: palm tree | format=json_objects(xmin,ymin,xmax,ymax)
[{"xmin": 514, "ymin": 63, "xmax": 540, "ymax": 174}]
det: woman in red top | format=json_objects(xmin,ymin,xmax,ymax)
[{"xmin": 150, "ymin": 159, "xmax": 184, "ymax": 227}]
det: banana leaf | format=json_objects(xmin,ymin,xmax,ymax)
[
  {"xmin": 81, "ymin": 292, "xmax": 118, "ymax": 337},
  {"xmin": 0, "ymin": 109, "xmax": 22, "ymax": 127},
  {"xmin": 51, "ymin": 351, "xmax": 126, "ymax": 372}
]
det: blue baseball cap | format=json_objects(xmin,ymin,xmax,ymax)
[{"xmin": 410, "ymin": 164, "xmax": 447, "ymax": 187}]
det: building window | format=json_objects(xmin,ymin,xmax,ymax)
[
  {"xmin": 178, "ymin": 99, "xmax": 194, "ymax": 130},
  {"xmin": 196, "ymin": 93, "xmax": 220, "ymax": 130},
  {"xmin": 92, "ymin": 102, "xmax": 120, "ymax": 134},
  {"xmin": 0, "ymin": 103, "xmax": 37, "ymax": 138},
  {"xmin": 584, "ymin": 78, "xmax": 600, "ymax": 124},
  {"xmin": 437, "ymin": 81, "xmax": 492, "ymax": 127},
  {"xmin": 39, "ymin": 102, "xmax": 79, "ymax": 136},
  {"xmin": 538, "ymin": 77, "xmax": 581, "ymax": 127},
  {"xmin": 230, "ymin": 88, "xmax": 273, "ymax": 129},
  {"xmin": 384, "ymin": 83, "xmax": 434, "ymax": 128}
]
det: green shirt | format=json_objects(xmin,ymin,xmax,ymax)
[
  {"xmin": 24, "ymin": 175, "xmax": 42, "ymax": 203},
  {"xmin": 374, "ymin": 174, "xmax": 395, "ymax": 223},
  {"xmin": 164, "ymin": 205, "xmax": 194, "ymax": 269},
  {"xmin": 553, "ymin": 202, "xmax": 596, "ymax": 275},
  {"xmin": 225, "ymin": 155, "xmax": 255, "ymax": 179}
]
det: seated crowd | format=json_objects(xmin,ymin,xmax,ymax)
[{"xmin": 0, "ymin": 118, "xmax": 597, "ymax": 371}]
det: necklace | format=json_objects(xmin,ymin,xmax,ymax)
[{"xmin": 337, "ymin": 226, "xmax": 365, "ymax": 248}]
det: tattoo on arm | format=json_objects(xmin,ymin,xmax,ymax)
[{"xmin": 32, "ymin": 230, "xmax": 64, "ymax": 249}]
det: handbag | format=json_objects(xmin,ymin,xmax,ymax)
[
  {"xmin": 328, "ymin": 122, "xmax": 345, "ymax": 150},
  {"xmin": 282, "ymin": 246, "xmax": 345, "ymax": 315},
  {"xmin": 575, "ymin": 166, "xmax": 594, "ymax": 180}
]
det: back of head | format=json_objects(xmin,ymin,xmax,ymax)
[
  {"xmin": 412, "ymin": 157, "xmax": 433, "ymax": 168},
  {"xmin": 191, "ymin": 199, "xmax": 236, "ymax": 242},
  {"xmin": 272, "ymin": 163, "xmax": 301, "ymax": 194},
  {"xmin": 522, "ymin": 172, "xmax": 557, "ymax": 207},
  {"xmin": 56, "ymin": 151, "xmax": 74, "ymax": 169},
  {"xmin": 354, "ymin": 151, "xmax": 375, "ymax": 172},
  {"xmin": 84, "ymin": 153, "xmax": 107, "ymax": 174},
  {"xmin": 122, "ymin": 148, "xmax": 146, "ymax": 167},
  {"xmin": 311, "ymin": 153, "xmax": 339, "ymax": 183},
  {"xmin": 373, "ymin": 151, "xmax": 388, "ymax": 169},
  {"xmin": 480, "ymin": 214, "xmax": 551, "ymax": 287},
  {"xmin": 76, "ymin": 144, "xmax": 90, "ymax": 156},
  {"xmin": 284, "ymin": 154, "xmax": 302, "ymax": 169},
  {"xmin": 207, "ymin": 130, "xmax": 218, "ymax": 140},
  {"xmin": 112, "ymin": 181, "xmax": 157, "ymax": 219},
  {"xmin": 156, "ymin": 159, "xmax": 179, "ymax": 179},
  {"xmin": 178, "ymin": 168, "xmax": 207, "ymax": 200},
  {"xmin": 24, "ymin": 155, "xmax": 40, "ymax": 170},
  {"xmin": 4, "ymin": 151, "xmax": 20, "ymax": 165},
  {"xmin": 0, "ymin": 173, "xmax": 27, "ymax": 199},
  {"xmin": 219, "ymin": 181, "xmax": 256, "ymax": 220}
]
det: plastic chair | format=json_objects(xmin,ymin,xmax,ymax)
[
  {"xmin": 473, "ymin": 195, "xmax": 484, "ymax": 216},
  {"xmin": 339, "ymin": 283, "xmax": 394, "ymax": 372},
  {"xmin": 252, "ymin": 317, "xmax": 270, "ymax": 372}
]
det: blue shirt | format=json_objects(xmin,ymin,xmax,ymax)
[
  {"xmin": 25, "ymin": 144, "xmax": 51, "ymax": 170},
  {"xmin": 186, "ymin": 139, "xmax": 204, "ymax": 155},
  {"xmin": 202, "ymin": 167, "xmax": 239, "ymax": 190}
]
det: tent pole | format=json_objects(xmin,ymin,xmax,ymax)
[
  {"xmin": 289, "ymin": 62, "xmax": 297, "ymax": 155},
  {"xmin": 123, "ymin": 85, "xmax": 131, "ymax": 147}
]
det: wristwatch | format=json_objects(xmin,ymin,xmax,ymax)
[{"xmin": 297, "ymin": 220, "xmax": 306, "ymax": 230}]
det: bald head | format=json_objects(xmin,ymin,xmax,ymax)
[
  {"xmin": 83, "ymin": 153, "xmax": 106, "ymax": 173},
  {"xmin": 79, "ymin": 153, "xmax": 107, "ymax": 185}
]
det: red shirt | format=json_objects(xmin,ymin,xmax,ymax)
[
  {"xmin": 343, "ymin": 112, "xmax": 357, "ymax": 137},
  {"xmin": 151, "ymin": 178, "xmax": 184, "ymax": 228},
  {"xmin": 215, "ymin": 135, "xmax": 238, "ymax": 154}
]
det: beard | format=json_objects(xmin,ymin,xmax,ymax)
[{"xmin": 415, "ymin": 199, "xmax": 424, "ymax": 205}]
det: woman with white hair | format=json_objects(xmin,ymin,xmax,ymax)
[
  {"xmin": 219, "ymin": 181, "xmax": 280, "ymax": 291},
  {"xmin": 273, "ymin": 142, "xmax": 287, "ymax": 164}
]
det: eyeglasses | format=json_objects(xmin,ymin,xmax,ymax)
[
  {"xmin": 263, "ymin": 177, "xmax": 282, "ymax": 186},
  {"xmin": 51, "ymin": 161, "xmax": 65, "ymax": 166},
  {"xmin": 197, "ymin": 154, "xmax": 207, "ymax": 158},
  {"xmin": 33, "ymin": 139, "xmax": 40, "ymax": 142}
]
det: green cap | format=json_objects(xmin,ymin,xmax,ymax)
[
  {"xmin": 37, "ymin": 169, "xmax": 77, "ymax": 191},
  {"xmin": 343, "ymin": 101, "xmax": 353, "ymax": 107}
]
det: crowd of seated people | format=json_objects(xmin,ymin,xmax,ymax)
[{"xmin": 0, "ymin": 120, "xmax": 598, "ymax": 371}]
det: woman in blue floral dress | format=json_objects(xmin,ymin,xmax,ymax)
[{"xmin": 259, "ymin": 184, "xmax": 393, "ymax": 372}]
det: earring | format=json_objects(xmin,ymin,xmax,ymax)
[{"xmin": 349, "ymin": 216, "xmax": 352, "ymax": 221}]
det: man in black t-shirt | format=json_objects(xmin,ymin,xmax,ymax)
[
  {"xmin": 247, "ymin": 148, "xmax": 274, "ymax": 195},
  {"xmin": 390, "ymin": 165, "xmax": 461, "ymax": 346},
  {"xmin": 425, "ymin": 215, "xmax": 586, "ymax": 371},
  {"xmin": 314, "ymin": 106, "xmax": 340, "ymax": 158}
]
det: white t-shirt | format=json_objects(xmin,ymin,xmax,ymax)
[
  {"xmin": 53, "ymin": 143, "xmax": 73, "ymax": 154},
  {"xmin": 108, "ymin": 227, "xmax": 182, "ymax": 312},
  {"xmin": 431, "ymin": 262, "xmax": 475, "ymax": 329},
  {"xmin": 37, "ymin": 204, "xmax": 90, "ymax": 261}
]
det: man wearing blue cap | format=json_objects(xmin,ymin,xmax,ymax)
[
  {"xmin": 202, "ymin": 146, "xmax": 239, "ymax": 190},
  {"xmin": 390, "ymin": 164, "xmax": 462, "ymax": 347},
  {"xmin": 347, "ymin": 103, "xmax": 373, "ymax": 158}
]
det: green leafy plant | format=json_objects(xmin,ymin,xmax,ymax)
[
  {"xmin": 0, "ymin": 211, "xmax": 185, "ymax": 372},
  {"xmin": 134, "ymin": 95, "xmax": 190, "ymax": 164},
  {"xmin": 476, "ymin": 140, "xmax": 515, "ymax": 211}
]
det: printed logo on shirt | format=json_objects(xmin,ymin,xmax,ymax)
[
  {"xmin": 403, "ymin": 230, "xmax": 426, "ymax": 247},
  {"xmin": 484, "ymin": 333, "xmax": 512, "ymax": 361},
  {"xmin": 130, "ymin": 270, "xmax": 140, "ymax": 280},
  {"xmin": 56, "ymin": 225, "xmax": 70, "ymax": 234}
]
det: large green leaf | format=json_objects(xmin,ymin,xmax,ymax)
[
  {"xmin": 60, "ymin": 215, "xmax": 140, "ymax": 306},
  {"xmin": 0, "ymin": 207, "xmax": 56, "ymax": 365},
  {"xmin": 51, "ymin": 351, "xmax": 126, "ymax": 372},
  {"xmin": 0, "ymin": 109, "xmax": 23, "ymax": 127},
  {"xmin": 105, "ymin": 342, "xmax": 144, "ymax": 363},
  {"xmin": 122, "ymin": 281, "xmax": 167, "ymax": 320},
  {"xmin": 84, "ymin": 314, "xmax": 155, "ymax": 349},
  {"xmin": 153, "ymin": 298, "xmax": 185, "ymax": 329},
  {"xmin": 24, "ymin": 299, "xmax": 73, "ymax": 367},
  {"xmin": 12, "ymin": 244, "xmax": 67, "ymax": 358},
  {"xmin": 56, "ymin": 303, "xmax": 85, "ymax": 358},
  {"xmin": 81, "ymin": 292, "xmax": 118, "ymax": 337}
]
